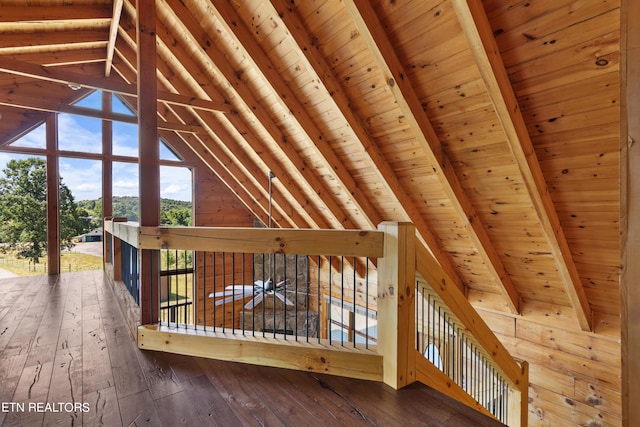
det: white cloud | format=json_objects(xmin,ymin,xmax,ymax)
[
  {"xmin": 161, "ymin": 166, "xmax": 192, "ymax": 202},
  {"xmin": 10, "ymin": 123, "xmax": 46, "ymax": 148},
  {"xmin": 57, "ymin": 114, "xmax": 101, "ymax": 153}
]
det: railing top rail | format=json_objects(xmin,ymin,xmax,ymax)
[
  {"xmin": 104, "ymin": 219, "xmax": 140, "ymax": 248},
  {"xmin": 416, "ymin": 243, "xmax": 526, "ymax": 391},
  {"xmin": 137, "ymin": 225, "xmax": 384, "ymax": 258}
]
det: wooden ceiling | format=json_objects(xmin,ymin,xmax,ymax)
[{"xmin": 0, "ymin": 0, "xmax": 620, "ymax": 333}]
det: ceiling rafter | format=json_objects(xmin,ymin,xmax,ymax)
[
  {"xmin": 343, "ymin": 0, "xmax": 520, "ymax": 313},
  {"xmin": 211, "ymin": 0, "xmax": 381, "ymax": 230},
  {"xmin": 175, "ymin": 130, "xmax": 294, "ymax": 227},
  {"xmin": 0, "ymin": 30, "xmax": 108, "ymax": 50},
  {"xmin": 270, "ymin": 0, "xmax": 469, "ymax": 294},
  {"xmin": 452, "ymin": 0, "xmax": 592, "ymax": 331},
  {"xmin": 0, "ymin": 92, "xmax": 205, "ymax": 134},
  {"xmin": 111, "ymin": 41, "xmax": 291, "ymax": 228},
  {"xmin": 142, "ymin": 0, "xmax": 367, "ymax": 274},
  {"xmin": 105, "ymin": 0, "xmax": 124, "ymax": 77},
  {"xmin": 161, "ymin": 0, "xmax": 365, "ymax": 233},
  {"xmin": 0, "ymin": 47, "xmax": 108, "ymax": 66},
  {"xmin": 0, "ymin": 57, "xmax": 232, "ymax": 113},
  {"xmin": 118, "ymin": 6, "xmax": 321, "ymax": 232},
  {"xmin": 0, "ymin": 6, "xmax": 112, "ymax": 23}
]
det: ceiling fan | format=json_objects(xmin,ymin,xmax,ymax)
[{"xmin": 208, "ymin": 278, "xmax": 294, "ymax": 310}]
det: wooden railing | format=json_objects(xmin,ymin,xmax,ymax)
[
  {"xmin": 103, "ymin": 219, "xmax": 527, "ymax": 425},
  {"xmin": 415, "ymin": 242, "xmax": 529, "ymax": 426}
]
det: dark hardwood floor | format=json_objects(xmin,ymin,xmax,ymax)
[{"xmin": 0, "ymin": 270, "xmax": 504, "ymax": 426}]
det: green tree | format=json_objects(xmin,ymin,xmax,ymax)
[
  {"xmin": 0, "ymin": 158, "xmax": 86, "ymax": 262},
  {"xmin": 162, "ymin": 208, "xmax": 192, "ymax": 226}
]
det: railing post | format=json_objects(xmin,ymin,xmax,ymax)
[
  {"xmin": 107, "ymin": 217, "xmax": 128, "ymax": 281},
  {"xmin": 377, "ymin": 221, "xmax": 416, "ymax": 389},
  {"xmin": 507, "ymin": 361, "xmax": 529, "ymax": 427},
  {"xmin": 113, "ymin": 231, "xmax": 123, "ymax": 282}
]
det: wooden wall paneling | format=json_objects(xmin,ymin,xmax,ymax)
[
  {"xmin": 621, "ymin": 0, "xmax": 640, "ymax": 424},
  {"xmin": 193, "ymin": 168, "xmax": 254, "ymax": 328}
]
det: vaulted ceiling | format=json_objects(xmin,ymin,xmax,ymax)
[{"xmin": 0, "ymin": 0, "xmax": 620, "ymax": 333}]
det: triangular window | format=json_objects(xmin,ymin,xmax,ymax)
[
  {"xmin": 7, "ymin": 122, "xmax": 46, "ymax": 149},
  {"xmin": 160, "ymin": 139, "xmax": 182, "ymax": 161},
  {"xmin": 112, "ymin": 94, "xmax": 135, "ymax": 116},
  {"xmin": 74, "ymin": 91, "xmax": 103, "ymax": 110}
]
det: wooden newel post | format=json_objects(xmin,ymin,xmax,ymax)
[
  {"xmin": 377, "ymin": 221, "xmax": 416, "ymax": 389},
  {"xmin": 137, "ymin": 0, "xmax": 160, "ymax": 326}
]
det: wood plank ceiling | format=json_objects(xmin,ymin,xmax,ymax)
[{"xmin": 0, "ymin": 0, "xmax": 620, "ymax": 333}]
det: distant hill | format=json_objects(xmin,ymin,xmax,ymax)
[{"xmin": 77, "ymin": 196, "xmax": 192, "ymax": 225}]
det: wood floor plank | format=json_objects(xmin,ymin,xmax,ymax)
[
  {"xmin": 270, "ymin": 368, "xmax": 374, "ymax": 425},
  {"xmin": 135, "ymin": 350, "xmax": 183, "ymax": 400},
  {"xmin": 82, "ymin": 301, "xmax": 114, "ymax": 395},
  {"xmin": 12, "ymin": 360, "xmax": 54, "ymax": 402},
  {"xmin": 46, "ymin": 346, "xmax": 83, "ymax": 403},
  {"xmin": 196, "ymin": 358, "xmax": 286, "ymax": 426},
  {"xmin": 118, "ymin": 389, "xmax": 162, "ymax": 426},
  {"xmin": 0, "ymin": 276, "xmax": 47, "ymax": 353},
  {"xmin": 83, "ymin": 386, "xmax": 122, "ymax": 426},
  {"xmin": 1, "ymin": 397, "xmax": 45, "ymax": 427},
  {"xmin": 221, "ymin": 361, "xmax": 326, "ymax": 427},
  {"xmin": 0, "ymin": 271, "xmax": 512, "ymax": 427},
  {"xmin": 179, "ymin": 374, "xmax": 243, "ymax": 427},
  {"xmin": 154, "ymin": 390, "xmax": 202, "ymax": 426}
]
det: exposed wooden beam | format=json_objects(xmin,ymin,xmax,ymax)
[
  {"xmin": 137, "ymin": 0, "xmax": 160, "ymax": 326},
  {"xmin": 161, "ymin": 1, "xmax": 360, "ymax": 232},
  {"xmin": 0, "ymin": 57, "xmax": 231, "ymax": 113},
  {"xmin": 451, "ymin": 0, "xmax": 592, "ymax": 331},
  {"xmin": 343, "ymin": 0, "xmax": 520, "ymax": 313},
  {"xmin": 105, "ymin": 0, "xmax": 124, "ymax": 77},
  {"xmin": 271, "ymin": 0, "xmax": 468, "ymax": 294},
  {"xmin": 113, "ymin": 26, "xmax": 311, "ymax": 230},
  {"xmin": 0, "ymin": 92, "xmax": 204, "ymax": 134},
  {"xmin": 212, "ymin": 0, "xmax": 380, "ymax": 230},
  {"xmin": 102, "ymin": 91, "xmax": 113, "ymax": 222},
  {"xmin": 46, "ymin": 115, "xmax": 60, "ymax": 275},
  {"xmin": 0, "ymin": 5, "xmax": 112, "ymax": 23},
  {"xmin": 0, "ymin": 46, "xmax": 108, "ymax": 66},
  {"xmin": 0, "ymin": 30, "xmax": 108, "ymax": 49}
]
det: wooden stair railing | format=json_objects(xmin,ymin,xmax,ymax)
[
  {"xmin": 104, "ymin": 219, "xmax": 527, "ymax": 425},
  {"xmin": 415, "ymin": 242, "xmax": 529, "ymax": 427}
]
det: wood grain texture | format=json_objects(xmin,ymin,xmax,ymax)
[{"xmin": 0, "ymin": 271, "xmax": 502, "ymax": 426}]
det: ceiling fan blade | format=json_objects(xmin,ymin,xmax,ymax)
[
  {"xmin": 209, "ymin": 285, "xmax": 256, "ymax": 298},
  {"xmin": 213, "ymin": 295, "xmax": 240, "ymax": 306},
  {"xmin": 275, "ymin": 292, "xmax": 295, "ymax": 306},
  {"xmin": 245, "ymin": 292, "xmax": 264, "ymax": 310}
]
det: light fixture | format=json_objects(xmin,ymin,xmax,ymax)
[
  {"xmin": 67, "ymin": 82, "xmax": 82, "ymax": 91},
  {"xmin": 268, "ymin": 170, "xmax": 276, "ymax": 228}
]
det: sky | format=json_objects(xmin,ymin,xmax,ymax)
[{"xmin": 0, "ymin": 91, "xmax": 192, "ymax": 202}]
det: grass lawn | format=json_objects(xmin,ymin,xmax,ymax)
[{"xmin": 0, "ymin": 251, "xmax": 103, "ymax": 276}]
